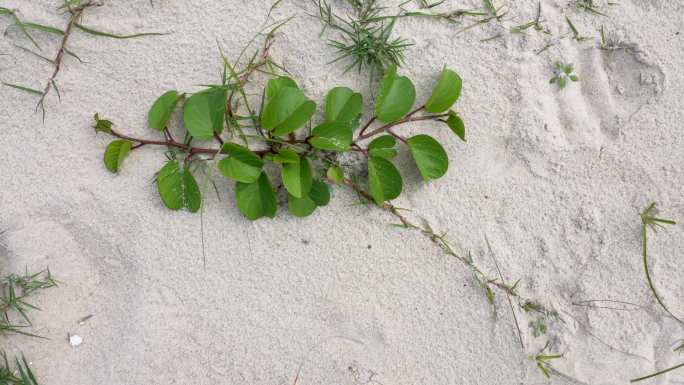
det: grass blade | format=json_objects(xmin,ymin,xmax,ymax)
[
  {"xmin": 1, "ymin": 81, "xmax": 42, "ymax": 95},
  {"xmin": 75, "ymin": 23, "xmax": 168, "ymax": 39}
]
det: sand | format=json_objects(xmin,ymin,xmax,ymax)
[{"xmin": 1, "ymin": 0, "xmax": 683, "ymax": 384}]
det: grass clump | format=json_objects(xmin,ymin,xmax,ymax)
[
  {"xmin": 0, "ymin": 352, "xmax": 40, "ymax": 385},
  {"xmin": 1, "ymin": 268, "xmax": 58, "ymax": 337},
  {"xmin": 311, "ymin": 0, "xmax": 411, "ymax": 78}
]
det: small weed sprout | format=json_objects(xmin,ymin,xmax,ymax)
[
  {"xmin": 0, "ymin": 352, "xmax": 40, "ymax": 385},
  {"xmin": 534, "ymin": 341, "xmax": 563, "ymax": 379},
  {"xmin": 550, "ymin": 62, "xmax": 579, "ymax": 89},
  {"xmin": 1, "ymin": 269, "xmax": 58, "ymax": 337},
  {"xmin": 639, "ymin": 202, "xmax": 682, "ymax": 324},
  {"xmin": 573, "ymin": 0, "xmax": 608, "ymax": 17}
]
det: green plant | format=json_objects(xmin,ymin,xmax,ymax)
[
  {"xmin": 0, "ymin": 1, "xmax": 165, "ymax": 119},
  {"xmin": 94, "ymin": 41, "xmax": 467, "ymax": 220},
  {"xmin": 631, "ymin": 362, "xmax": 684, "ymax": 383},
  {"xmin": 0, "ymin": 352, "xmax": 40, "ymax": 385},
  {"xmin": 311, "ymin": 0, "xmax": 411, "ymax": 77},
  {"xmin": 639, "ymin": 202, "xmax": 682, "ymax": 324},
  {"xmin": 549, "ymin": 62, "xmax": 579, "ymax": 89},
  {"xmin": 573, "ymin": 0, "xmax": 607, "ymax": 16},
  {"xmin": 1, "ymin": 269, "xmax": 58, "ymax": 337},
  {"xmin": 534, "ymin": 341, "xmax": 563, "ymax": 379}
]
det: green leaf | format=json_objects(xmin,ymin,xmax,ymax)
[
  {"xmin": 235, "ymin": 172, "xmax": 277, "ymax": 220},
  {"xmin": 272, "ymin": 148, "xmax": 300, "ymax": 164},
  {"xmin": 327, "ymin": 166, "xmax": 344, "ymax": 184},
  {"xmin": 148, "ymin": 90, "xmax": 181, "ymax": 131},
  {"xmin": 288, "ymin": 194, "xmax": 317, "ymax": 217},
  {"xmin": 266, "ymin": 76, "xmax": 298, "ymax": 100},
  {"xmin": 103, "ymin": 140, "xmax": 132, "ymax": 173},
  {"xmin": 2, "ymin": 81, "xmax": 41, "ymax": 95},
  {"xmin": 156, "ymin": 160, "xmax": 201, "ymax": 213},
  {"xmin": 368, "ymin": 156, "xmax": 402, "ymax": 205},
  {"xmin": 261, "ymin": 87, "xmax": 316, "ymax": 136},
  {"xmin": 445, "ymin": 111, "xmax": 465, "ymax": 142},
  {"xmin": 325, "ymin": 87, "xmax": 362, "ymax": 123},
  {"xmin": 281, "ymin": 156, "xmax": 312, "ymax": 198},
  {"xmin": 309, "ymin": 121, "xmax": 352, "ymax": 151},
  {"xmin": 309, "ymin": 180, "xmax": 331, "ymax": 206},
  {"xmin": 425, "ymin": 68, "xmax": 462, "ymax": 113},
  {"xmin": 407, "ymin": 134, "xmax": 448, "ymax": 180},
  {"xmin": 374, "ymin": 65, "xmax": 416, "ymax": 123},
  {"xmin": 93, "ymin": 113, "xmax": 113, "ymax": 134},
  {"xmin": 369, "ymin": 148, "xmax": 398, "ymax": 159},
  {"xmin": 217, "ymin": 143, "xmax": 263, "ymax": 183},
  {"xmin": 183, "ymin": 87, "xmax": 227, "ymax": 139},
  {"xmin": 368, "ymin": 135, "xmax": 396, "ymax": 149}
]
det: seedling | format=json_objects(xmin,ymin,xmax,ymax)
[
  {"xmin": 534, "ymin": 341, "xmax": 563, "ymax": 379},
  {"xmin": 550, "ymin": 62, "xmax": 579, "ymax": 89},
  {"xmin": 639, "ymin": 202, "xmax": 682, "ymax": 324},
  {"xmin": 573, "ymin": 0, "xmax": 608, "ymax": 16},
  {"xmin": 565, "ymin": 16, "xmax": 590, "ymax": 42},
  {"xmin": 511, "ymin": 2, "xmax": 549, "ymax": 34},
  {"xmin": 0, "ymin": 1, "xmax": 165, "ymax": 120}
]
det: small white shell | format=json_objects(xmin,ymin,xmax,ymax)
[{"xmin": 69, "ymin": 334, "xmax": 83, "ymax": 347}]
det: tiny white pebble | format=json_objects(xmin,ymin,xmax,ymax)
[{"xmin": 69, "ymin": 334, "xmax": 83, "ymax": 347}]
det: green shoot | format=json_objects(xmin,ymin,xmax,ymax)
[
  {"xmin": 565, "ymin": 16, "xmax": 590, "ymax": 41},
  {"xmin": 550, "ymin": 62, "xmax": 579, "ymax": 89},
  {"xmin": 534, "ymin": 341, "xmax": 563, "ymax": 379},
  {"xmin": 0, "ymin": 352, "xmax": 40, "ymax": 385},
  {"xmin": 639, "ymin": 202, "xmax": 682, "ymax": 324},
  {"xmin": 573, "ymin": 0, "xmax": 608, "ymax": 16}
]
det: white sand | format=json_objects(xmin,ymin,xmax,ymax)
[{"xmin": 1, "ymin": 0, "xmax": 683, "ymax": 384}]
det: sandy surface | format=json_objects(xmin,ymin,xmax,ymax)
[{"xmin": 1, "ymin": 0, "xmax": 683, "ymax": 384}]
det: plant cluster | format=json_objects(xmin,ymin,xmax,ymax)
[
  {"xmin": 0, "ymin": 1, "xmax": 164, "ymax": 119},
  {"xmin": 94, "ymin": 58, "xmax": 466, "ymax": 220},
  {"xmin": 0, "ymin": 352, "xmax": 39, "ymax": 385},
  {"xmin": 549, "ymin": 62, "xmax": 579, "ymax": 89},
  {"xmin": 1, "ymin": 269, "xmax": 57, "ymax": 337}
]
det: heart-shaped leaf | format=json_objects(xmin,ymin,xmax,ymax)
[
  {"xmin": 368, "ymin": 156, "xmax": 402, "ymax": 205},
  {"xmin": 368, "ymin": 148, "xmax": 398, "ymax": 159},
  {"xmin": 217, "ymin": 143, "xmax": 263, "ymax": 183},
  {"xmin": 266, "ymin": 76, "xmax": 298, "ymax": 100},
  {"xmin": 261, "ymin": 87, "xmax": 316, "ymax": 136},
  {"xmin": 407, "ymin": 134, "xmax": 448, "ymax": 180},
  {"xmin": 235, "ymin": 172, "xmax": 277, "ymax": 220},
  {"xmin": 148, "ymin": 90, "xmax": 182, "ymax": 131},
  {"xmin": 156, "ymin": 160, "xmax": 201, "ymax": 213},
  {"xmin": 183, "ymin": 87, "xmax": 227, "ymax": 139},
  {"xmin": 374, "ymin": 65, "xmax": 416, "ymax": 123},
  {"xmin": 425, "ymin": 68, "xmax": 462, "ymax": 113},
  {"xmin": 104, "ymin": 140, "xmax": 132, "ymax": 173},
  {"xmin": 288, "ymin": 194, "xmax": 317, "ymax": 217},
  {"xmin": 325, "ymin": 87, "xmax": 362, "ymax": 123},
  {"xmin": 445, "ymin": 111, "xmax": 466, "ymax": 142},
  {"xmin": 281, "ymin": 156, "xmax": 312, "ymax": 198},
  {"xmin": 309, "ymin": 121, "xmax": 352, "ymax": 151}
]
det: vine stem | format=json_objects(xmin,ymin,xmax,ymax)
[
  {"xmin": 339, "ymin": 177, "xmax": 521, "ymax": 298},
  {"xmin": 353, "ymin": 106, "xmax": 449, "ymax": 143},
  {"xmin": 36, "ymin": 0, "xmax": 101, "ymax": 120}
]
